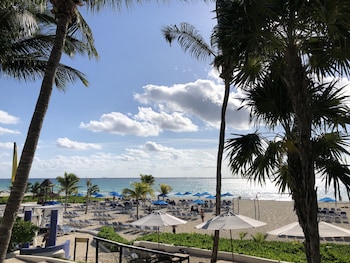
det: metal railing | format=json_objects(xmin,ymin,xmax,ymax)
[{"xmin": 93, "ymin": 237, "xmax": 190, "ymax": 263}]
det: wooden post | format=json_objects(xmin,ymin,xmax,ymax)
[{"xmin": 74, "ymin": 237, "xmax": 89, "ymax": 262}]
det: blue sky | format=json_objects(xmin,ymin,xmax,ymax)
[{"xmin": 1, "ymin": 1, "xmax": 256, "ymax": 179}]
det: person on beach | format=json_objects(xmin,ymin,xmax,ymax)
[{"xmin": 200, "ymin": 209, "xmax": 205, "ymax": 222}]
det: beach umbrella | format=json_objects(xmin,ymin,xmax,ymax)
[
  {"xmin": 319, "ymin": 197, "xmax": 336, "ymax": 203},
  {"xmin": 268, "ymin": 221, "xmax": 350, "ymax": 238},
  {"xmin": 193, "ymin": 192, "xmax": 203, "ymax": 197},
  {"xmin": 131, "ymin": 210, "xmax": 187, "ymax": 247},
  {"xmin": 206, "ymin": 195, "xmax": 216, "ymax": 199},
  {"xmin": 151, "ymin": 200, "xmax": 168, "ymax": 205},
  {"xmin": 192, "ymin": 199, "xmax": 205, "ymax": 205},
  {"xmin": 183, "ymin": 191, "xmax": 192, "ymax": 195},
  {"xmin": 93, "ymin": 193, "xmax": 105, "ymax": 198},
  {"xmin": 109, "ymin": 191, "xmax": 122, "ymax": 197},
  {"xmin": 201, "ymin": 191, "xmax": 210, "ymax": 196},
  {"xmin": 174, "ymin": 192, "xmax": 183, "ymax": 196},
  {"xmin": 196, "ymin": 210, "xmax": 266, "ymax": 262},
  {"xmin": 222, "ymin": 192, "xmax": 234, "ymax": 197}
]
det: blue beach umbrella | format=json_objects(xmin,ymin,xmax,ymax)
[
  {"xmin": 109, "ymin": 191, "xmax": 122, "ymax": 197},
  {"xmin": 193, "ymin": 199, "xmax": 205, "ymax": 205},
  {"xmin": 152, "ymin": 200, "xmax": 168, "ymax": 205},
  {"xmin": 319, "ymin": 197, "xmax": 336, "ymax": 203},
  {"xmin": 201, "ymin": 191, "xmax": 210, "ymax": 196},
  {"xmin": 183, "ymin": 191, "xmax": 192, "ymax": 195},
  {"xmin": 222, "ymin": 192, "xmax": 234, "ymax": 197},
  {"xmin": 158, "ymin": 193, "xmax": 168, "ymax": 197},
  {"xmin": 193, "ymin": 192, "xmax": 202, "ymax": 197},
  {"xmin": 206, "ymin": 195, "xmax": 216, "ymax": 199},
  {"xmin": 94, "ymin": 193, "xmax": 105, "ymax": 198},
  {"xmin": 174, "ymin": 192, "xmax": 183, "ymax": 196}
]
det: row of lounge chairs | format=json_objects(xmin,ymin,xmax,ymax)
[{"xmin": 318, "ymin": 207, "xmax": 349, "ymax": 224}]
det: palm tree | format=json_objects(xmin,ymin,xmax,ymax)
[
  {"xmin": 122, "ymin": 182, "xmax": 154, "ymax": 219},
  {"xmin": 216, "ymin": 1, "xmax": 350, "ymax": 262},
  {"xmin": 85, "ymin": 179, "xmax": 99, "ymax": 214},
  {"xmin": 158, "ymin": 183, "xmax": 172, "ymax": 200},
  {"xmin": 0, "ymin": 1, "xmax": 89, "ymax": 85},
  {"xmin": 28, "ymin": 181, "xmax": 41, "ymax": 198},
  {"xmin": 162, "ymin": 16, "xmax": 235, "ymax": 261},
  {"xmin": 56, "ymin": 172, "xmax": 80, "ymax": 212},
  {"xmin": 0, "ymin": 0, "xmax": 98, "ymax": 257},
  {"xmin": 140, "ymin": 174, "xmax": 155, "ymax": 186}
]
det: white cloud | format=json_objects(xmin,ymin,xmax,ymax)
[
  {"xmin": 56, "ymin": 137, "xmax": 102, "ymax": 150},
  {"xmin": 14, "ymin": 140, "xmax": 226, "ymax": 178},
  {"xmin": 0, "ymin": 110, "xmax": 19, "ymax": 124},
  {"xmin": 0, "ymin": 127, "xmax": 20, "ymax": 135},
  {"xmin": 134, "ymin": 76, "xmax": 251, "ymax": 130},
  {"xmin": 135, "ymin": 107, "xmax": 198, "ymax": 132},
  {"xmin": 80, "ymin": 112, "xmax": 161, "ymax": 137},
  {"xmin": 0, "ymin": 142, "xmax": 14, "ymax": 149}
]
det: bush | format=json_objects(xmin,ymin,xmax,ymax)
[{"xmin": 9, "ymin": 219, "xmax": 39, "ymax": 251}]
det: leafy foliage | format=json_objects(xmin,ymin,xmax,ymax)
[
  {"xmin": 133, "ymin": 232, "xmax": 350, "ymax": 263},
  {"xmin": 9, "ymin": 219, "xmax": 39, "ymax": 252}
]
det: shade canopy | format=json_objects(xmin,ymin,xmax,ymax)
[
  {"xmin": 151, "ymin": 200, "xmax": 168, "ymax": 205},
  {"xmin": 109, "ymin": 191, "xmax": 123, "ymax": 197},
  {"xmin": 268, "ymin": 221, "xmax": 350, "ymax": 238},
  {"xmin": 131, "ymin": 210, "xmax": 187, "ymax": 227},
  {"xmin": 196, "ymin": 210, "xmax": 266, "ymax": 230},
  {"xmin": 319, "ymin": 197, "xmax": 336, "ymax": 203}
]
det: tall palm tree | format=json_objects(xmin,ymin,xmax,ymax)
[
  {"xmin": 0, "ymin": 1, "xmax": 89, "ymax": 85},
  {"xmin": 0, "ymin": 0, "xmax": 99, "ymax": 258},
  {"xmin": 122, "ymin": 182, "xmax": 154, "ymax": 219},
  {"xmin": 56, "ymin": 172, "xmax": 80, "ymax": 212},
  {"xmin": 162, "ymin": 16, "xmax": 235, "ymax": 261},
  {"xmin": 85, "ymin": 179, "xmax": 99, "ymax": 214},
  {"xmin": 212, "ymin": 1, "xmax": 350, "ymax": 262}
]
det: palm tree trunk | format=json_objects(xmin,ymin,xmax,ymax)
[
  {"xmin": 284, "ymin": 44, "xmax": 321, "ymax": 263},
  {"xmin": 212, "ymin": 76, "xmax": 231, "ymax": 263},
  {"xmin": 0, "ymin": 11, "xmax": 70, "ymax": 261}
]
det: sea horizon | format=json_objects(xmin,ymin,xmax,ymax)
[{"xmin": 1, "ymin": 177, "xmax": 347, "ymax": 202}]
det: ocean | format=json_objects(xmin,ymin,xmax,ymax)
[{"xmin": 1, "ymin": 177, "xmax": 346, "ymax": 202}]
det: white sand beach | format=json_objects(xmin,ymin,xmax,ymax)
[{"xmin": 5, "ymin": 198, "xmax": 350, "ymax": 263}]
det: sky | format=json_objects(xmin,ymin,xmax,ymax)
[{"xmin": 2, "ymin": 2, "xmax": 349, "ymax": 180}]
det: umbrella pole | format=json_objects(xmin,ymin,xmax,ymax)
[{"xmin": 230, "ymin": 230, "xmax": 234, "ymax": 262}]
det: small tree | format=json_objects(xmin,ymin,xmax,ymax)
[
  {"xmin": 85, "ymin": 179, "xmax": 99, "ymax": 214},
  {"xmin": 9, "ymin": 219, "xmax": 39, "ymax": 252},
  {"xmin": 56, "ymin": 172, "xmax": 80, "ymax": 212}
]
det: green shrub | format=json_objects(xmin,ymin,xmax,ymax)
[
  {"xmin": 251, "ymin": 232, "xmax": 267, "ymax": 243},
  {"xmin": 9, "ymin": 219, "xmax": 39, "ymax": 251},
  {"xmin": 97, "ymin": 226, "xmax": 130, "ymax": 251},
  {"xmin": 238, "ymin": 232, "xmax": 247, "ymax": 240}
]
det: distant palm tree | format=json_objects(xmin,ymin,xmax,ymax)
[
  {"xmin": 29, "ymin": 182, "xmax": 41, "ymax": 198},
  {"xmin": 85, "ymin": 179, "xmax": 99, "ymax": 214},
  {"xmin": 140, "ymin": 174, "xmax": 155, "ymax": 186},
  {"xmin": 122, "ymin": 182, "xmax": 154, "ymax": 219},
  {"xmin": 159, "ymin": 183, "xmax": 172, "ymax": 200},
  {"xmin": 56, "ymin": 172, "xmax": 80, "ymax": 212}
]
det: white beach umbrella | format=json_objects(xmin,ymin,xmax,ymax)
[
  {"xmin": 268, "ymin": 221, "xmax": 350, "ymax": 238},
  {"xmin": 131, "ymin": 210, "xmax": 187, "ymax": 247},
  {"xmin": 195, "ymin": 210, "xmax": 266, "ymax": 262}
]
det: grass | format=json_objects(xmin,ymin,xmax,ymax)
[{"xmin": 132, "ymin": 232, "xmax": 350, "ymax": 263}]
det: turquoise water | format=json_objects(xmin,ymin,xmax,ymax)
[{"xmin": 1, "ymin": 177, "xmax": 346, "ymax": 201}]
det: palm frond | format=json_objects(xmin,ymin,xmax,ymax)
[{"xmin": 162, "ymin": 22, "xmax": 215, "ymax": 61}]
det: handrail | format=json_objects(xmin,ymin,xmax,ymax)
[{"xmin": 93, "ymin": 236, "xmax": 190, "ymax": 263}]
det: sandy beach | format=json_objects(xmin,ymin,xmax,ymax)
[{"xmin": 5, "ymin": 198, "xmax": 350, "ymax": 263}]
